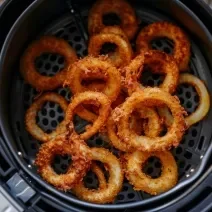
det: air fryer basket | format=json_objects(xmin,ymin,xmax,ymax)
[{"xmin": 0, "ymin": 0, "xmax": 212, "ymax": 210}]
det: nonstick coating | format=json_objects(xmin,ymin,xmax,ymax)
[{"xmin": 0, "ymin": 0, "xmax": 212, "ymax": 210}]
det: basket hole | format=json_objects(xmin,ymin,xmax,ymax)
[
  {"xmin": 198, "ymin": 136, "xmax": 205, "ymax": 150},
  {"xmin": 59, "ymin": 89, "xmax": 67, "ymax": 97},
  {"xmin": 83, "ymin": 49, "xmax": 88, "ymax": 56},
  {"xmin": 31, "ymin": 143, "xmax": 37, "ymax": 150},
  {"xmin": 179, "ymin": 160, "xmax": 185, "ymax": 168},
  {"xmin": 51, "ymin": 120, "xmax": 57, "ymax": 128},
  {"xmin": 179, "ymin": 97, "xmax": 184, "ymax": 105},
  {"xmin": 194, "ymin": 94, "xmax": 199, "ymax": 103},
  {"xmin": 163, "ymin": 47, "xmax": 171, "ymax": 54},
  {"xmin": 185, "ymin": 91, "xmax": 191, "ymax": 99},
  {"xmin": 188, "ymin": 140, "xmax": 194, "ymax": 147},
  {"xmin": 42, "ymin": 118, "xmax": 49, "ymax": 126},
  {"xmin": 58, "ymin": 116, "xmax": 64, "ymax": 122},
  {"xmin": 117, "ymin": 194, "xmax": 124, "ymax": 201},
  {"xmin": 57, "ymin": 56, "xmax": 65, "ymax": 65},
  {"xmin": 123, "ymin": 185, "xmax": 128, "ymax": 191},
  {"xmin": 35, "ymin": 60, "xmax": 43, "ymax": 69},
  {"xmin": 95, "ymin": 138, "xmax": 103, "ymax": 146},
  {"xmin": 44, "ymin": 63, "xmax": 51, "ymax": 70},
  {"xmin": 128, "ymin": 193, "xmax": 135, "ymax": 199},
  {"xmin": 50, "ymin": 110, "xmax": 55, "ymax": 118},
  {"xmin": 74, "ymin": 36, "xmax": 81, "ymax": 42},
  {"xmin": 86, "ymin": 177, "xmax": 93, "ymax": 184},
  {"xmin": 103, "ymin": 13, "xmax": 121, "ymax": 26},
  {"xmin": 69, "ymin": 26, "xmax": 77, "ymax": 33},
  {"xmin": 49, "ymin": 102, "xmax": 55, "ymax": 108},
  {"xmin": 75, "ymin": 44, "xmax": 82, "ymax": 51},
  {"xmin": 52, "ymin": 65, "xmax": 59, "ymax": 73},
  {"xmin": 176, "ymin": 146, "xmax": 182, "ymax": 155},
  {"xmin": 192, "ymin": 129, "xmax": 198, "ymax": 137},
  {"xmin": 186, "ymin": 101, "xmax": 192, "ymax": 109},
  {"xmin": 63, "ymin": 34, "xmax": 69, "ymax": 40},
  {"xmin": 184, "ymin": 151, "xmax": 192, "ymax": 159},
  {"xmin": 177, "ymin": 87, "xmax": 183, "ymax": 95},
  {"xmin": 41, "ymin": 108, "xmax": 47, "ymax": 116}
]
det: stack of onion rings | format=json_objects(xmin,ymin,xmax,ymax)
[{"xmin": 20, "ymin": 1, "xmax": 211, "ymax": 203}]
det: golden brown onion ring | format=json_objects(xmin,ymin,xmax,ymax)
[
  {"xmin": 158, "ymin": 73, "xmax": 210, "ymax": 127},
  {"xmin": 35, "ymin": 135, "xmax": 91, "ymax": 191},
  {"xmin": 136, "ymin": 22, "xmax": 190, "ymax": 71},
  {"xmin": 88, "ymin": 32, "xmax": 133, "ymax": 68},
  {"xmin": 73, "ymin": 147, "xmax": 124, "ymax": 203},
  {"xmin": 91, "ymin": 162, "xmax": 107, "ymax": 189},
  {"xmin": 25, "ymin": 92, "xmax": 68, "ymax": 143},
  {"xmin": 100, "ymin": 26, "xmax": 128, "ymax": 40},
  {"xmin": 66, "ymin": 56, "xmax": 121, "ymax": 102},
  {"xmin": 115, "ymin": 88, "xmax": 187, "ymax": 151},
  {"xmin": 107, "ymin": 106, "xmax": 162, "ymax": 152},
  {"xmin": 125, "ymin": 50, "xmax": 179, "ymax": 95},
  {"xmin": 64, "ymin": 91, "xmax": 111, "ymax": 141},
  {"xmin": 123, "ymin": 151, "xmax": 178, "ymax": 195},
  {"xmin": 88, "ymin": 0, "xmax": 138, "ymax": 40},
  {"xmin": 20, "ymin": 36, "xmax": 77, "ymax": 91}
]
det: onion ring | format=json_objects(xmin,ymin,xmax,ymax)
[
  {"xmin": 123, "ymin": 151, "xmax": 178, "ymax": 195},
  {"xmin": 158, "ymin": 73, "xmax": 210, "ymax": 127},
  {"xmin": 20, "ymin": 36, "xmax": 77, "ymax": 91},
  {"xmin": 35, "ymin": 135, "xmax": 91, "ymax": 191},
  {"xmin": 88, "ymin": 31, "xmax": 133, "ymax": 68},
  {"xmin": 25, "ymin": 92, "xmax": 68, "ymax": 143},
  {"xmin": 115, "ymin": 88, "xmax": 187, "ymax": 151},
  {"xmin": 90, "ymin": 162, "xmax": 107, "ymax": 189},
  {"xmin": 65, "ymin": 56, "xmax": 121, "ymax": 102},
  {"xmin": 64, "ymin": 91, "xmax": 111, "ymax": 140},
  {"xmin": 136, "ymin": 22, "xmax": 191, "ymax": 71},
  {"xmin": 108, "ymin": 106, "xmax": 162, "ymax": 152},
  {"xmin": 125, "ymin": 50, "xmax": 179, "ymax": 95},
  {"xmin": 88, "ymin": 0, "xmax": 138, "ymax": 40},
  {"xmin": 73, "ymin": 147, "xmax": 124, "ymax": 203},
  {"xmin": 100, "ymin": 26, "xmax": 128, "ymax": 40}
]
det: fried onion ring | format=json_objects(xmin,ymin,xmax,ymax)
[
  {"xmin": 64, "ymin": 91, "xmax": 111, "ymax": 140},
  {"xmin": 115, "ymin": 88, "xmax": 187, "ymax": 151},
  {"xmin": 100, "ymin": 26, "xmax": 128, "ymax": 40},
  {"xmin": 125, "ymin": 50, "xmax": 179, "ymax": 95},
  {"xmin": 107, "ymin": 106, "xmax": 162, "ymax": 152},
  {"xmin": 90, "ymin": 162, "xmax": 107, "ymax": 189},
  {"xmin": 25, "ymin": 92, "xmax": 68, "ymax": 143},
  {"xmin": 88, "ymin": 0, "xmax": 138, "ymax": 40},
  {"xmin": 136, "ymin": 22, "xmax": 191, "ymax": 71},
  {"xmin": 123, "ymin": 151, "xmax": 178, "ymax": 195},
  {"xmin": 88, "ymin": 31, "xmax": 133, "ymax": 68},
  {"xmin": 20, "ymin": 36, "xmax": 77, "ymax": 91},
  {"xmin": 35, "ymin": 135, "xmax": 91, "ymax": 191},
  {"xmin": 66, "ymin": 56, "xmax": 121, "ymax": 102},
  {"xmin": 158, "ymin": 73, "xmax": 210, "ymax": 127},
  {"xmin": 73, "ymin": 147, "xmax": 124, "ymax": 203}
]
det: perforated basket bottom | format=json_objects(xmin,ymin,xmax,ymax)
[{"xmin": 11, "ymin": 7, "xmax": 212, "ymax": 204}]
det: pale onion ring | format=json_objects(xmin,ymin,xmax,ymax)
[
  {"xmin": 20, "ymin": 36, "xmax": 77, "ymax": 91},
  {"xmin": 116, "ymin": 88, "xmax": 187, "ymax": 151},
  {"xmin": 158, "ymin": 73, "xmax": 210, "ymax": 127},
  {"xmin": 123, "ymin": 151, "xmax": 178, "ymax": 195},
  {"xmin": 25, "ymin": 92, "xmax": 68, "ymax": 143},
  {"xmin": 136, "ymin": 22, "xmax": 191, "ymax": 71},
  {"xmin": 72, "ymin": 147, "xmax": 124, "ymax": 203}
]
